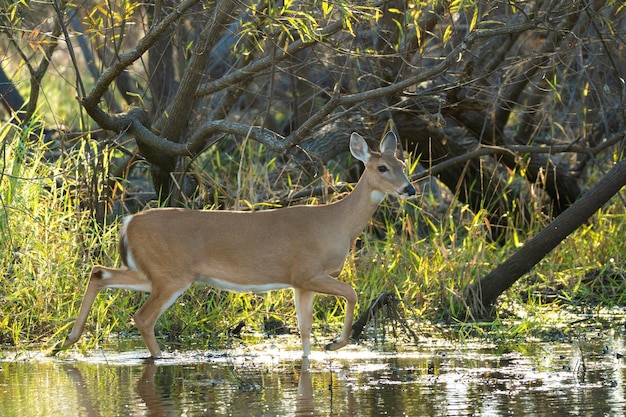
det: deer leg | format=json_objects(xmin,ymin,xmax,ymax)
[
  {"xmin": 294, "ymin": 288, "xmax": 315, "ymax": 357},
  {"xmin": 57, "ymin": 266, "xmax": 150, "ymax": 352},
  {"xmin": 132, "ymin": 283, "xmax": 189, "ymax": 358},
  {"xmin": 302, "ymin": 275, "xmax": 357, "ymax": 352},
  {"xmin": 325, "ymin": 283, "xmax": 357, "ymax": 351}
]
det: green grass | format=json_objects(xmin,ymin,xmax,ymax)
[{"xmin": 1, "ymin": 112, "xmax": 625, "ymax": 354}]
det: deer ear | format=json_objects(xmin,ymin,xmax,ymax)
[
  {"xmin": 350, "ymin": 132, "xmax": 371, "ymax": 163},
  {"xmin": 380, "ymin": 131, "xmax": 398, "ymax": 156}
]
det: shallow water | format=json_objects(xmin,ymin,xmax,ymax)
[{"xmin": 2, "ymin": 331, "xmax": 626, "ymax": 416}]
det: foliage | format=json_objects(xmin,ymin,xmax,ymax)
[{"xmin": 4, "ymin": 0, "xmax": 624, "ymax": 211}]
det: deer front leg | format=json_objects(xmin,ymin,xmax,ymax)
[
  {"xmin": 324, "ymin": 282, "xmax": 357, "ymax": 351},
  {"xmin": 301, "ymin": 275, "xmax": 357, "ymax": 352},
  {"xmin": 294, "ymin": 288, "xmax": 315, "ymax": 357}
]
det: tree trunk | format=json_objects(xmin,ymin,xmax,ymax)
[
  {"xmin": 151, "ymin": 0, "xmax": 235, "ymax": 204},
  {"xmin": 465, "ymin": 158, "xmax": 626, "ymax": 317}
]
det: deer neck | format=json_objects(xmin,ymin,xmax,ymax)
[{"xmin": 332, "ymin": 170, "xmax": 385, "ymax": 241}]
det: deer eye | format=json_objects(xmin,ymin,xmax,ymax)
[{"xmin": 377, "ymin": 165, "xmax": 388, "ymax": 173}]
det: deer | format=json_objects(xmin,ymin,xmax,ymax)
[{"xmin": 55, "ymin": 131, "xmax": 416, "ymax": 359}]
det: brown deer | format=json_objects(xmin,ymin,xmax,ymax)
[{"xmin": 56, "ymin": 131, "xmax": 416, "ymax": 358}]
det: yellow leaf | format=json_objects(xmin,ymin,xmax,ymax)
[
  {"xmin": 469, "ymin": 6, "xmax": 478, "ymax": 32},
  {"xmin": 322, "ymin": 1, "xmax": 333, "ymax": 19},
  {"xmin": 443, "ymin": 25, "xmax": 452, "ymax": 45},
  {"xmin": 345, "ymin": 16, "xmax": 355, "ymax": 36}
]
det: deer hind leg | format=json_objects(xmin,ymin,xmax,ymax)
[
  {"xmin": 132, "ymin": 279, "xmax": 191, "ymax": 359},
  {"xmin": 57, "ymin": 266, "xmax": 151, "ymax": 352},
  {"xmin": 294, "ymin": 288, "xmax": 315, "ymax": 357},
  {"xmin": 301, "ymin": 275, "xmax": 358, "ymax": 352}
]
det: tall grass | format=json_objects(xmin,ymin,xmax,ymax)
[{"xmin": 1, "ymin": 115, "xmax": 625, "ymax": 354}]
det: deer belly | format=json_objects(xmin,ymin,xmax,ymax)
[{"xmin": 197, "ymin": 276, "xmax": 291, "ymax": 293}]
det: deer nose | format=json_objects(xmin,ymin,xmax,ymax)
[{"xmin": 404, "ymin": 183, "xmax": 416, "ymax": 196}]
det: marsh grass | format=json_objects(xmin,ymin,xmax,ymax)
[{"xmin": 1, "ymin": 114, "xmax": 625, "ymax": 354}]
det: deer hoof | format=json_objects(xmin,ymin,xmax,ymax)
[{"xmin": 324, "ymin": 338, "xmax": 347, "ymax": 351}]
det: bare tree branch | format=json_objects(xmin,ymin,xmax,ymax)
[
  {"xmin": 414, "ymin": 132, "xmax": 626, "ymax": 183},
  {"xmin": 286, "ymin": 15, "xmax": 544, "ymax": 148},
  {"xmin": 82, "ymin": 0, "xmax": 201, "ymax": 111},
  {"xmin": 15, "ymin": 0, "xmax": 67, "ymax": 124},
  {"xmin": 194, "ymin": 19, "xmax": 345, "ymax": 98}
]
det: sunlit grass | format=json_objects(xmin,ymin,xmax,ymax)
[{"xmin": 1, "ymin": 111, "xmax": 626, "ymax": 354}]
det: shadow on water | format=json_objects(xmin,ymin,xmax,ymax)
[{"xmin": 2, "ymin": 330, "xmax": 626, "ymax": 416}]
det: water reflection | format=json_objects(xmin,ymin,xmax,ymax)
[
  {"xmin": 62, "ymin": 364, "xmax": 101, "ymax": 417},
  {"xmin": 135, "ymin": 363, "xmax": 176, "ymax": 417},
  {"xmin": 132, "ymin": 359, "xmax": 313, "ymax": 416},
  {"xmin": 1, "ymin": 333, "xmax": 626, "ymax": 416},
  {"xmin": 296, "ymin": 358, "xmax": 314, "ymax": 416}
]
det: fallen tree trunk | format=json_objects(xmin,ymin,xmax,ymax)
[{"xmin": 465, "ymin": 156, "xmax": 626, "ymax": 317}]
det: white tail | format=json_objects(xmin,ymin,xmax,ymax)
[{"xmin": 57, "ymin": 131, "xmax": 416, "ymax": 358}]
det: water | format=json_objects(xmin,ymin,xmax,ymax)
[{"xmin": 1, "ymin": 331, "xmax": 626, "ymax": 416}]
